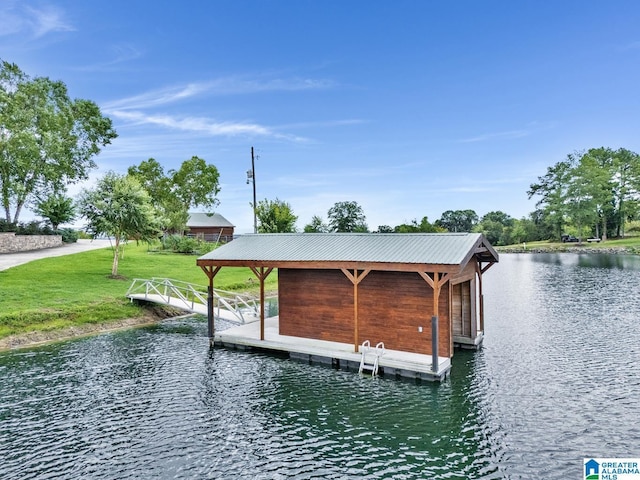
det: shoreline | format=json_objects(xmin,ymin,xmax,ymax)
[
  {"xmin": 0, "ymin": 308, "xmax": 183, "ymax": 353},
  {"xmin": 497, "ymin": 246, "xmax": 638, "ymax": 255}
]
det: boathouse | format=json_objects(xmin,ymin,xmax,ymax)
[{"xmin": 196, "ymin": 233, "xmax": 498, "ymax": 380}]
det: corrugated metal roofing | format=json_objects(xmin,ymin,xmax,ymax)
[
  {"xmin": 187, "ymin": 212, "xmax": 235, "ymax": 227},
  {"xmin": 198, "ymin": 233, "xmax": 494, "ymax": 265}
]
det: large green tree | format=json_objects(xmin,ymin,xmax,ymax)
[
  {"xmin": 473, "ymin": 211, "xmax": 513, "ymax": 245},
  {"xmin": 128, "ymin": 156, "xmax": 220, "ymax": 234},
  {"xmin": 255, "ymin": 198, "xmax": 298, "ymax": 233},
  {"xmin": 436, "ymin": 209, "xmax": 478, "ymax": 232},
  {"xmin": 529, "ymin": 148, "xmax": 640, "ymax": 241},
  {"xmin": 528, "ymin": 158, "xmax": 573, "ymax": 240},
  {"xmin": 327, "ymin": 201, "xmax": 368, "ymax": 232},
  {"xmin": 77, "ymin": 172, "xmax": 161, "ymax": 277},
  {"xmin": 0, "ymin": 60, "xmax": 116, "ymax": 223},
  {"xmin": 170, "ymin": 155, "xmax": 220, "ymax": 212}
]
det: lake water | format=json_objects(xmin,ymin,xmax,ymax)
[{"xmin": 1, "ymin": 253, "xmax": 639, "ymax": 479}]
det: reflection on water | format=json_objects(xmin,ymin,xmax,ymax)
[{"xmin": 0, "ymin": 253, "xmax": 639, "ymax": 479}]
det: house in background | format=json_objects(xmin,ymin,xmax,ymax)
[{"xmin": 186, "ymin": 213, "xmax": 235, "ymax": 243}]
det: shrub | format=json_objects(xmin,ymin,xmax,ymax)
[
  {"xmin": 0, "ymin": 219, "xmax": 17, "ymax": 232},
  {"xmin": 160, "ymin": 234, "xmax": 215, "ymax": 254},
  {"xmin": 57, "ymin": 228, "xmax": 79, "ymax": 243}
]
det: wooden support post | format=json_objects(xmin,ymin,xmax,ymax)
[
  {"xmin": 341, "ymin": 268, "xmax": 371, "ymax": 352},
  {"xmin": 431, "ymin": 315, "xmax": 439, "ymax": 373},
  {"xmin": 354, "ymin": 271, "xmax": 359, "ymax": 352},
  {"xmin": 207, "ymin": 285, "xmax": 214, "ymax": 346},
  {"xmin": 250, "ymin": 267, "xmax": 273, "ymax": 341},
  {"xmin": 419, "ymin": 271, "xmax": 450, "ymax": 359},
  {"xmin": 200, "ymin": 265, "xmax": 221, "ymax": 348}
]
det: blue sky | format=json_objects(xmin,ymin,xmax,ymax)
[{"xmin": 2, "ymin": 1, "xmax": 640, "ymax": 233}]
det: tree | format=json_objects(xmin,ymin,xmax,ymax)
[
  {"xmin": 473, "ymin": 211, "xmax": 513, "ymax": 245},
  {"xmin": 304, "ymin": 215, "xmax": 329, "ymax": 233},
  {"xmin": 529, "ymin": 148, "xmax": 640, "ymax": 241},
  {"xmin": 436, "ymin": 209, "xmax": 478, "ymax": 232},
  {"xmin": 0, "ymin": 60, "xmax": 116, "ymax": 223},
  {"xmin": 394, "ymin": 216, "xmax": 444, "ymax": 233},
  {"xmin": 34, "ymin": 192, "xmax": 75, "ymax": 230},
  {"xmin": 170, "ymin": 156, "xmax": 220, "ymax": 212},
  {"xmin": 327, "ymin": 201, "xmax": 368, "ymax": 232},
  {"xmin": 528, "ymin": 159, "xmax": 573, "ymax": 240},
  {"xmin": 611, "ymin": 148, "xmax": 640, "ymax": 237},
  {"xmin": 255, "ymin": 198, "xmax": 298, "ymax": 233},
  {"xmin": 77, "ymin": 172, "xmax": 161, "ymax": 277},
  {"xmin": 128, "ymin": 156, "xmax": 221, "ymax": 234}
]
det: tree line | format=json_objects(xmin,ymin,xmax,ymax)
[{"xmin": 4, "ymin": 60, "xmax": 640, "ymax": 274}]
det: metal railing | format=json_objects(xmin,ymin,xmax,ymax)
[{"xmin": 125, "ymin": 277, "xmax": 259, "ymax": 324}]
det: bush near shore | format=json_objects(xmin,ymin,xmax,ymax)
[{"xmin": 0, "ymin": 241, "xmax": 277, "ymax": 341}]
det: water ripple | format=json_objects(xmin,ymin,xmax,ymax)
[{"xmin": 1, "ymin": 254, "xmax": 639, "ymax": 479}]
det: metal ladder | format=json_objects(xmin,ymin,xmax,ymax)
[{"xmin": 358, "ymin": 340, "xmax": 385, "ymax": 376}]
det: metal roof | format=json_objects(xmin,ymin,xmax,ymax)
[
  {"xmin": 187, "ymin": 212, "xmax": 235, "ymax": 228},
  {"xmin": 198, "ymin": 233, "xmax": 498, "ymax": 266}
]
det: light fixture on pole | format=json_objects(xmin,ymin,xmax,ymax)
[{"xmin": 247, "ymin": 146, "xmax": 257, "ymax": 233}]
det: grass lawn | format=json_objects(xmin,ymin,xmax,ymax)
[
  {"xmin": 0, "ymin": 242, "xmax": 277, "ymax": 338},
  {"xmin": 497, "ymin": 234, "xmax": 640, "ymax": 253}
]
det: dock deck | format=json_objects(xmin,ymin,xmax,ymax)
[{"xmin": 215, "ymin": 316, "xmax": 452, "ymax": 381}]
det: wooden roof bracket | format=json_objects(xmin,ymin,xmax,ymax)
[
  {"xmin": 249, "ymin": 266, "xmax": 274, "ymax": 341},
  {"xmin": 341, "ymin": 268, "xmax": 372, "ymax": 352}
]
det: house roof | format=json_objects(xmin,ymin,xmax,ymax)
[
  {"xmin": 187, "ymin": 212, "xmax": 235, "ymax": 228},
  {"xmin": 197, "ymin": 233, "xmax": 498, "ymax": 272}
]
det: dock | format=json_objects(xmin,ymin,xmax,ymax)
[{"xmin": 215, "ymin": 316, "xmax": 452, "ymax": 381}]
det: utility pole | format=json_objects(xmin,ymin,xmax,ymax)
[{"xmin": 247, "ymin": 147, "xmax": 257, "ymax": 234}]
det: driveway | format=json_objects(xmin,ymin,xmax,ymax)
[{"xmin": 0, "ymin": 239, "xmax": 113, "ymax": 271}]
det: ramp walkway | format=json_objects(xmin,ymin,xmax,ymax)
[{"xmin": 126, "ymin": 277, "xmax": 259, "ymax": 324}]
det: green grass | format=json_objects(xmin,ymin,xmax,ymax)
[
  {"xmin": 0, "ymin": 242, "xmax": 277, "ymax": 338},
  {"xmin": 497, "ymin": 233, "xmax": 640, "ymax": 253}
]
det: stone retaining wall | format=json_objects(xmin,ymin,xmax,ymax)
[{"xmin": 0, "ymin": 232, "xmax": 63, "ymax": 253}]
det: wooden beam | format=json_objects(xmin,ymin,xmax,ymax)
[
  {"xmin": 200, "ymin": 265, "xmax": 221, "ymax": 345},
  {"xmin": 340, "ymin": 269, "xmax": 372, "ymax": 352},
  {"xmin": 475, "ymin": 262, "xmax": 485, "ymax": 333},
  {"xmin": 248, "ymin": 267, "xmax": 274, "ymax": 341},
  {"xmin": 480, "ymin": 262, "xmax": 495, "ymax": 274},
  {"xmin": 200, "ymin": 265, "xmax": 221, "ymax": 280},
  {"xmin": 197, "ymin": 258, "xmax": 461, "ymax": 274},
  {"xmin": 418, "ymin": 271, "xmax": 452, "ymax": 357}
]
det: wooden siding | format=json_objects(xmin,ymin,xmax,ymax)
[
  {"xmin": 278, "ymin": 269, "xmax": 451, "ymax": 357},
  {"xmin": 188, "ymin": 226, "xmax": 235, "ymax": 242},
  {"xmin": 279, "ymin": 269, "xmax": 354, "ymax": 343},
  {"xmin": 451, "ymin": 281, "xmax": 472, "ymax": 337}
]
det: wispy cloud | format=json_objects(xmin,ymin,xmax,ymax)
[
  {"xmin": 104, "ymin": 75, "xmax": 335, "ymax": 110},
  {"xmin": 0, "ymin": 3, "xmax": 74, "ymax": 38},
  {"xmin": 73, "ymin": 44, "xmax": 144, "ymax": 72},
  {"xmin": 101, "ymin": 74, "xmax": 339, "ymax": 142},
  {"xmin": 458, "ymin": 121, "xmax": 557, "ymax": 143},
  {"xmin": 277, "ymin": 119, "xmax": 366, "ymax": 130},
  {"xmin": 107, "ymin": 109, "xmax": 308, "ymax": 142},
  {"xmin": 458, "ymin": 129, "xmax": 530, "ymax": 143}
]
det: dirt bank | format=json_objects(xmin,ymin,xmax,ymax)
[{"xmin": 0, "ymin": 306, "xmax": 183, "ymax": 352}]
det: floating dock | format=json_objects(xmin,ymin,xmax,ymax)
[{"xmin": 215, "ymin": 316, "xmax": 452, "ymax": 381}]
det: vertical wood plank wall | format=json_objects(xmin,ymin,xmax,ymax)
[
  {"xmin": 278, "ymin": 269, "xmax": 452, "ymax": 357},
  {"xmin": 278, "ymin": 269, "xmax": 354, "ymax": 343}
]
